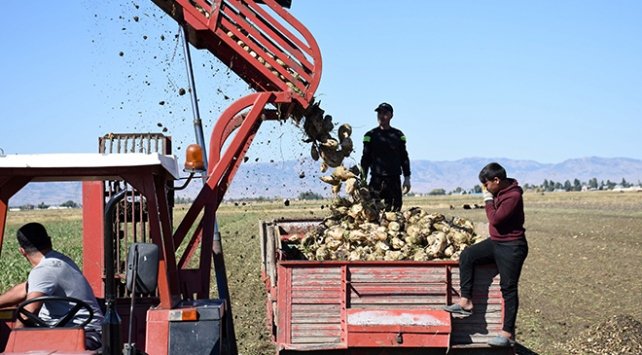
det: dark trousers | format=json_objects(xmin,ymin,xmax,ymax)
[
  {"xmin": 85, "ymin": 329, "xmax": 102, "ymax": 351},
  {"xmin": 369, "ymin": 175, "xmax": 402, "ymax": 211},
  {"xmin": 459, "ymin": 237, "xmax": 528, "ymax": 334}
]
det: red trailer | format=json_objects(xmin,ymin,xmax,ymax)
[{"xmin": 260, "ymin": 219, "xmax": 513, "ymax": 355}]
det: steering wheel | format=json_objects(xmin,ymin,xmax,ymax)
[{"xmin": 16, "ymin": 296, "xmax": 94, "ymax": 328}]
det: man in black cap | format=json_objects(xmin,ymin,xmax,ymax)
[{"xmin": 360, "ymin": 102, "xmax": 411, "ymax": 211}]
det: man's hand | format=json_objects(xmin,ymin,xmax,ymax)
[
  {"xmin": 402, "ymin": 176, "xmax": 411, "ymax": 194},
  {"xmin": 15, "ymin": 291, "xmax": 45, "ymax": 328},
  {"xmin": 481, "ymin": 184, "xmax": 493, "ymax": 202}
]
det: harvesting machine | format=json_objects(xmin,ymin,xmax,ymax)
[{"xmin": 0, "ymin": 1, "xmax": 512, "ymax": 354}]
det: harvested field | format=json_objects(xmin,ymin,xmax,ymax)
[{"xmin": 1, "ymin": 191, "xmax": 641, "ymax": 354}]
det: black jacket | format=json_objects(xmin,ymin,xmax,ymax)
[{"xmin": 360, "ymin": 127, "xmax": 410, "ymax": 178}]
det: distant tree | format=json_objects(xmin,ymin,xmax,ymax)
[
  {"xmin": 599, "ymin": 180, "xmax": 605, "ymax": 190},
  {"xmin": 298, "ymin": 191, "xmax": 324, "ymax": 200},
  {"xmin": 563, "ymin": 180, "xmax": 572, "ymax": 192},
  {"xmin": 543, "ymin": 179, "xmax": 549, "ymax": 190},
  {"xmin": 452, "ymin": 187, "xmax": 463, "ymax": 194},
  {"xmin": 547, "ymin": 180, "xmax": 556, "ymax": 192},
  {"xmin": 589, "ymin": 178, "xmax": 598, "ymax": 190},
  {"xmin": 428, "ymin": 188, "xmax": 446, "ymax": 196},
  {"xmin": 573, "ymin": 178, "xmax": 582, "ymax": 191},
  {"xmin": 606, "ymin": 180, "xmax": 617, "ymax": 190},
  {"xmin": 37, "ymin": 202, "xmax": 49, "ymax": 209},
  {"xmin": 554, "ymin": 182, "xmax": 563, "ymax": 190},
  {"xmin": 621, "ymin": 178, "xmax": 629, "ymax": 188},
  {"xmin": 175, "ymin": 196, "xmax": 194, "ymax": 204},
  {"xmin": 20, "ymin": 204, "xmax": 35, "ymax": 210},
  {"xmin": 60, "ymin": 200, "xmax": 79, "ymax": 208},
  {"xmin": 472, "ymin": 185, "xmax": 482, "ymax": 194}
]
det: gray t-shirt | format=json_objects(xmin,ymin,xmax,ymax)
[{"xmin": 27, "ymin": 250, "xmax": 104, "ymax": 332}]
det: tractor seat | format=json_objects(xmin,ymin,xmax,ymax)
[{"xmin": 4, "ymin": 327, "xmax": 91, "ymax": 354}]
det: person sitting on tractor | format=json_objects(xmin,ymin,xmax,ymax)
[
  {"xmin": 0, "ymin": 222, "xmax": 104, "ymax": 350},
  {"xmin": 444, "ymin": 163, "xmax": 529, "ymax": 347},
  {"xmin": 360, "ymin": 102, "xmax": 411, "ymax": 211}
]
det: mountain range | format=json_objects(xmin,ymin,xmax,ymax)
[{"xmin": 8, "ymin": 157, "xmax": 642, "ymax": 206}]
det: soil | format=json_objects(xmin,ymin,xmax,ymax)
[{"xmin": 563, "ymin": 315, "xmax": 642, "ymax": 354}]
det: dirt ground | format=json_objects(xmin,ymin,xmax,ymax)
[
  {"xmin": 2, "ymin": 191, "xmax": 641, "ymax": 354},
  {"xmin": 209, "ymin": 191, "xmax": 642, "ymax": 355}
]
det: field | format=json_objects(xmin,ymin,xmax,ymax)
[{"xmin": 1, "ymin": 191, "xmax": 641, "ymax": 354}]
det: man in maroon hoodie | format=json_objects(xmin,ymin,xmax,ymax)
[{"xmin": 444, "ymin": 162, "xmax": 529, "ymax": 347}]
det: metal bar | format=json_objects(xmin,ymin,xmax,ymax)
[
  {"xmin": 200, "ymin": 209, "xmax": 215, "ymax": 300},
  {"xmin": 0, "ymin": 177, "xmax": 30, "ymax": 257},
  {"xmin": 276, "ymin": 264, "xmax": 286, "ymax": 345},
  {"xmin": 237, "ymin": 0, "xmax": 313, "ymax": 56},
  {"xmin": 125, "ymin": 173, "xmax": 178, "ymax": 308},
  {"xmin": 82, "ymin": 181, "xmax": 106, "ymax": 298},
  {"xmin": 446, "ymin": 265, "xmax": 452, "ymax": 305},
  {"xmin": 214, "ymin": 26, "xmax": 294, "ymax": 93},
  {"xmin": 102, "ymin": 189, "xmax": 127, "ymax": 355},
  {"xmin": 225, "ymin": 0, "xmax": 314, "ymax": 71},
  {"xmin": 115, "ymin": 185, "xmax": 123, "ymax": 278},
  {"xmin": 125, "ymin": 245, "xmax": 139, "ymax": 352},
  {"xmin": 206, "ymin": 92, "xmax": 272, "ymax": 175},
  {"xmin": 130, "ymin": 192, "xmax": 136, "ymax": 243},
  {"xmin": 218, "ymin": 16, "xmax": 309, "ymax": 92},
  {"xmin": 182, "ymin": 25, "xmax": 209, "ymax": 175},
  {"xmin": 341, "ymin": 265, "xmax": 348, "ymax": 345},
  {"xmin": 140, "ymin": 195, "xmax": 146, "ymax": 243},
  {"xmin": 212, "ymin": 221, "xmax": 238, "ymax": 354},
  {"xmin": 213, "ymin": 128, "xmax": 257, "ymax": 208},
  {"xmin": 172, "ymin": 92, "xmax": 275, "ymax": 248}
]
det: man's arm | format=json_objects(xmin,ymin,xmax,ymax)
[
  {"xmin": 14, "ymin": 291, "xmax": 45, "ymax": 328},
  {"xmin": 400, "ymin": 133, "xmax": 411, "ymax": 178},
  {"xmin": 485, "ymin": 193, "xmax": 520, "ymax": 225},
  {"xmin": 360, "ymin": 134, "xmax": 372, "ymax": 178},
  {"xmin": 0, "ymin": 282, "xmax": 27, "ymax": 309}
]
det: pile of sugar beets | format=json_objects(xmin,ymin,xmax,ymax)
[{"xmin": 286, "ymin": 164, "xmax": 486, "ymax": 262}]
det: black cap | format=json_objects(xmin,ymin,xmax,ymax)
[{"xmin": 375, "ymin": 102, "xmax": 393, "ymax": 113}]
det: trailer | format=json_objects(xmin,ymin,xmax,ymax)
[{"xmin": 260, "ymin": 219, "xmax": 514, "ymax": 355}]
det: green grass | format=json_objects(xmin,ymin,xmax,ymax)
[{"xmin": 1, "ymin": 217, "xmax": 84, "ymax": 291}]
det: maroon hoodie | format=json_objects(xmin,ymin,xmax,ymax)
[{"xmin": 485, "ymin": 178, "xmax": 526, "ymax": 242}]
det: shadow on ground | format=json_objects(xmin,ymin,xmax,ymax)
[{"xmin": 515, "ymin": 343, "xmax": 539, "ymax": 355}]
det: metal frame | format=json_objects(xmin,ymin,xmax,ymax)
[
  {"xmin": 173, "ymin": 91, "xmax": 291, "ymax": 297},
  {"xmin": 151, "ymin": 0, "xmax": 322, "ymax": 109},
  {"xmin": 83, "ymin": 134, "xmax": 173, "ymax": 299}
]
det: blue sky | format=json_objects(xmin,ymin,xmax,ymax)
[{"xmin": 1, "ymin": 1, "xmax": 641, "ymax": 165}]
